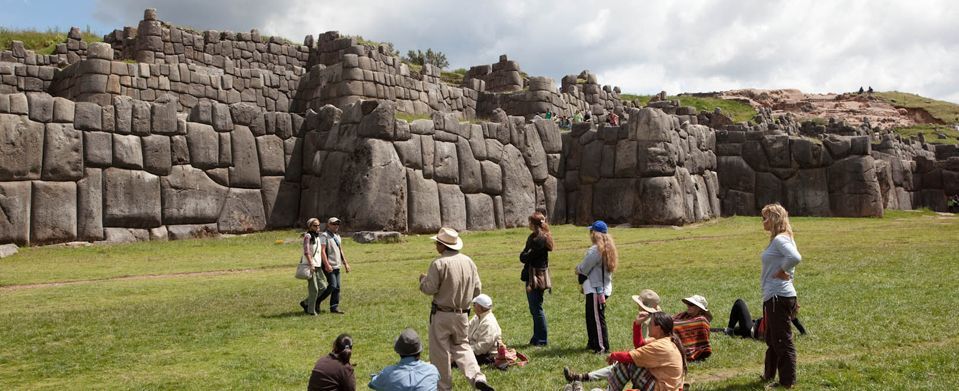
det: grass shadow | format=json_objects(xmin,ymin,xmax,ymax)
[
  {"xmin": 527, "ymin": 345, "xmax": 594, "ymax": 359},
  {"xmin": 261, "ymin": 311, "xmax": 311, "ymax": 319}
]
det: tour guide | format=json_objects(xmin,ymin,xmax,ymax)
[{"xmin": 419, "ymin": 227, "xmax": 495, "ymax": 391}]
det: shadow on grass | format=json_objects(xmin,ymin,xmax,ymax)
[
  {"xmin": 693, "ymin": 377, "xmax": 767, "ymax": 391},
  {"xmin": 526, "ymin": 345, "xmax": 594, "ymax": 358},
  {"xmin": 261, "ymin": 311, "xmax": 311, "ymax": 319}
]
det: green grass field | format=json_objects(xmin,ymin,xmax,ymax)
[{"xmin": 2, "ymin": 211, "xmax": 958, "ymax": 390}]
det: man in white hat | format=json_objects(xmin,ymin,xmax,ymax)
[
  {"xmin": 468, "ymin": 294, "xmax": 502, "ymax": 364},
  {"xmin": 419, "ymin": 227, "xmax": 494, "ymax": 391}
]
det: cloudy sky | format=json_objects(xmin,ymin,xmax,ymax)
[{"xmin": 3, "ymin": 0, "xmax": 958, "ymax": 102}]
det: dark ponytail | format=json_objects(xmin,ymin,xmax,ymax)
[
  {"xmin": 651, "ymin": 312, "xmax": 687, "ymax": 375},
  {"xmin": 332, "ymin": 334, "xmax": 353, "ymax": 364}
]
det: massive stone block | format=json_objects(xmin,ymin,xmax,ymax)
[
  {"xmin": 77, "ymin": 168, "xmax": 103, "ymax": 241},
  {"xmin": 0, "ymin": 114, "xmax": 44, "ymax": 180},
  {"xmin": 142, "ymin": 135, "xmax": 172, "ymax": 176},
  {"xmin": 465, "ymin": 193, "xmax": 496, "ymax": 231},
  {"xmin": 500, "ymin": 144, "xmax": 535, "ymax": 227},
  {"xmin": 627, "ymin": 107, "xmax": 673, "ymax": 142},
  {"xmin": 257, "ymin": 135, "xmax": 286, "ymax": 175},
  {"xmin": 187, "ymin": 122, "xmax": 219, "ymax": 169},
  {"xmin": 112, "ymin": 134, "xmax": 144, "ymax": 169},
  {"xmin": 0, "ymin": 181, "xmax": 31, "ymax": 245},
  {"xmin": 717, "ymin": 155, "xmax": 755, "ymax": 193},
  {"xmin": 433, "ymin": 140, "xmax": 459, "ymax": 184},
  {"xmin": 261, "ymin": 177, "xmax": 300, "ymax": 228},
  {"xmin": 218, "ymin": 188, "xmax": 267, "ymax": 233},
  {"xmin": 27, "ymin": 93, "xmax": 53, "ymax": 122},
  {"xmin": 635, "ymin": 175, "xmax": 685, "ymax": 225},
  {"xmin": 42, "ymin": 123, "xmax": 83, "ymax": 181},
  {"xmin": 31, "ymin": 181, "xmax": 77, "ymax": 244},
  {"xmin": 827, "ymin": 156, "xmax": 883, "ymax": 217},
  {"xmin": 151, "ymin": 94, "xmax": 179, "ymax": 135},
  {"xmin": 521, "ymin": 122, "xmax": 549, "ymax": 183},
  {"xmin": 637, "ymin": 142, "xmax": 676, "ymax": 178},
  {"xmin": 407, "ymin": 168, "xmax": 441, "ymax": 233},
  {"xmin": 394, "ymin": 136, "xmax": 423, "ymax": 169},
  {"xmin": 592, "ymin": 178, "xmax": 636, "ymax": 224},
  {"xmin": 103, "ymin": 168, "xmax": 161, "ymax": 227},
  {"xmin": 230, "ymin": 125, "xmax": 261, "ymax": 187},
  {"xmin": 722, "ymin": 189, "xmax": 757, "ymax": 216},
  {"xmin": 784, "ymin": 168, "xmax": 830, "ymax": 216},
  {"xmin": 161, "ymin": 165, "xmax": 228, "ymax": 224},
  {"xmin": 438, "ymin": 183, "xmax": 467, "ymax": 231},
  {"xmin": 343, "ymin": 139, "xmax": 407, "ymax": 231},
  {"xmin": 457, "ymin": 138, "xmax": 482, "ymax": 193}
]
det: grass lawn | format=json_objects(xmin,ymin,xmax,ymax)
[
  {"xmin": 621, "ymin": 94, "xmax": 758, "ymax": 123},
  {"xmin": 2, "ymin": 211, "xmax": 958, "ymax": 390}
]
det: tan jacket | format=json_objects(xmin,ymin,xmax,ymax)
[
  {"xmin": 468, "ymin": 312, "xmax": 501, "ymax": 355},
  {"xmin": 628, "ymin": 337, "xmax": 684, "ymax": 391},
  {"xmin": 419, "ymin": 250, "xmax": 482, "ymax": 311}
]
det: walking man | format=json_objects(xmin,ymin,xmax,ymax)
[
  {"xmin": 317, "ymin": 217, "xmax": 350, "ymax": 314},
  {"xmin": 419, "ymin": 227, "xmax": 494, "ymax": 391}
]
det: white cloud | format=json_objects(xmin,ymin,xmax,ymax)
[{"xmin": 92, "ymin": 0, "xmax": 959, "ymax": 103}]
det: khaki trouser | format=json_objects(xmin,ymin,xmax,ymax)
[{"xmin": 429, "ymin": 311, "xmax": 487, "ymax": 390}]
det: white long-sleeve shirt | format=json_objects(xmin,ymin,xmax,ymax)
[
  {"xmin": 468, "ymin": 311, "xmax": 501, "ymax": 355},
  {"xmin": 761, "ymin": 234, "xmax": 802, "ymax": 301}
]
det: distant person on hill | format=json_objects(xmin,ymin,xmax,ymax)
[
  {"xmin": 300, "ymin": 218, "xmax": 326, "ymax": 316},
  {"xmin": 608, "ymin": 112, "xmax": 620, "ymax": 126},
  {"xmin": 308, "ymin": 334, "xmax": 356, "ymax": 391},
  {"xmin": 576, "ymin": 220, "xmax": 618, "ymax": 354},
  {"xmin": 468, "ymin": 294, "xmax": 502, "ymax": 364},
  {"xmin": 584, "ymin": 111, "xmax": 592, "ymax": 122},
  {"xmin": 867, "ymin": 86, "xmax": 874, "ymax": 94},
  {"xmin": 316, "ymin": 217, "xmax": 351, "ymax": 314},
  {"xmin": 545, "ymin": 109, "xmax": 553, "ymax": 120},
  {"xmin": 520, "ymin": 211, "xmax": 554, "ymax": 346},
  {"xmin": 713, "ymin": 298, "xmax": 807, "ymax": 339},
  {"xmin": 858, "ymin": 86, "xmax": 865, "ymax": 94},
  {"xmin": 369, "ymin": 328, "xmax": 440, "ymax": 391},
  {"xmin": 759, "ymin": 204, "xmax": 802, "ymax": 389}
]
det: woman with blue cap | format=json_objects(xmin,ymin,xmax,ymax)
[{"xmin": 575, "ymin": 220, "xmax": 619, "ymax": 354}]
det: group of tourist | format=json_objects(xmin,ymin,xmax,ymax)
[{"xmin": 301, "ymin": 203, "xmax": 804, "ymax": 390}]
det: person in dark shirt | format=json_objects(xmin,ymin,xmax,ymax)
[
  {"xmin": 308, "ymin": 334, "xmax": 356, "ymax": 391},
  {"xmin": 520, "ymin": 210, "xmax": 554, "ymax": 346}
]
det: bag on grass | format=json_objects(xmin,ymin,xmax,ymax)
[{"xmin": 494, "ymin": 342, "xmax": 529, "ymax": 370}]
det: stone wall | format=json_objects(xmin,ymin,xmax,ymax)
[
  {"xmin": 297, "ymin": 100, "xmax": 564, "ymax": 232},
  {"xmin": 562, "ymin": 107, "xmax": 721, "ymax": 226},
  {"xmin": 0, "ymin": 91, "xmax": 302, "ymax": 246}
]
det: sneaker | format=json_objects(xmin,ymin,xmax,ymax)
[
  {"xmin": 474, "ymin": 380, "xmax": 494, "ymax": 391},
  {"xmin": 564, "ymin": 367, "xmax": 586, "ymax": 382}
]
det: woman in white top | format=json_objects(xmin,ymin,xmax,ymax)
[
  {"xmin": 759, "ymin": 204, "xmax": 802, "ymax": 388},
  {"xmin": 299, "ymin": 218, "xmax": 325, "ymax": 316},
  {"xmin": 576, "ymin": 220, "xmax": 618, "ymax": 354}
]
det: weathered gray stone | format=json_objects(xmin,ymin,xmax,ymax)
[
  {"xmin": 457, "ymin": 138, "xmax": 482, "ymax": 193},
  {"xmin": 113, "ymin": 95, "xmax": 133, "ymax": 134},
  {"xmin": 256, "ymin": 135, "xmax": 285, "ymax": 175},
  {"xmin": 704, "ymin": 170, "xmax": 722, "ymax": 216},
  {"xmin": 579, "ymin": 141, "xmax": 604, "ymax": 183},
  {"xmin": 628, "ymin": 107, "xmax": 673, "ymax": 142},
  {"xmin": 166, "ymin": 223, "xmax": 219, "ymax": 240},
  {"xmin": 754, "ymin": 172, "xmax": 785, "ymax": 211},
  {"xmin": 148, "ymin": 226, "xmax": 168, "ymax": 241},
  {"xmin": 717, "ymin": 155, "xmax": 755, "ymax": 192},
  {"xmin": 500, "ymin": 144, "xmax": 536, "ymax": 227},
  {"xmin": 186, "ymin": 122, "xmax": 219, "ymax": 169},
  {"xmin": 74, "ymin": 102, "xmax": 102, "ymax": 131},
  {"xmin": 614, "ymin": 139, "xmax": 638, "ymax": 177},
  {"xmin": 217, "ymin": 188, "xmax": 267, "ymax": 233},
  {"xmin": 261, "ymin": 177, "xmax": 300, "ymax": 228},
  {"xmin": 721, "ymin": 189, "xmax": 757, "ymax": 216},
  {"xmin": 27, "ymin": 92, "xmax": 53, "ymax": 122},
  {"xmin": 521, "ymin": 122, "xmax": 549, "ymax": 183},
  {"xmin": 0, "ymin": 114, "xmax": 44, "ymax": 180},
  {"xmin": 433, "ymin": 140, "xmax": 459, "ymax": 184},
  {"xmin": 229, "ymin": 125, "xmax": 261, "ymax": 187},
  {"xmin": 230, "ymin": 102, "xmax": 260, "ymax": 126},
  {"xmin": 635, "ymin": 175, "xmax": 685, "ymax": 225},
  {"xmin": 480, "ymin": 160, "xmax": 503, "ymax": 195},
  {"xmin": 112, "ymin": 134, "xmax": 143, "ymax": 169},
  {"xmin": 141, "ymin": 135, "xmax": 172, "ymax": 176},
  {"xmin": 591, "ymin": 178, "xmax": 636, "ymax": 224},
  {"xmin": 823, "ymin": 136, "xmax": 851, "ymax": 160},
  {"xmin": 0, "ymin": 182, "xmax": 31, "ymax": 245},
  {"xmin": 212, "ymin": 102, "xmax": 233, "ymax": 132},
  {"xmin": 406, "ymin": 168, "xmax": 441, "ymax": 233},
  {"xmin": 357, "ymin": 100, "xmax": 396, "ymax": 139},
  {"xmin": 131, "ymin": 100, "xmax": 151, "ymax": 135},
  {"xmin": 638, "ymin": 142, "xmax": 677, "ymax": 178},
  {"xmin": 849, "ymin": 136, "xmax": 871, "ymax": 156},
  {"xmin": 102, "ymin": 228, "xmax": 147, "ymax": 244},
  {"xmin": 31, "ymin": 181, "xmax": 77, "ymax": 244},
  {"xmin": 784, "ymin": 168, "xmax": 830, "ymax": 216},
  {"xmin": 438, "ymin": 183, "xmax": 467, "ymax": 231},
  {"xmin": 42, "ymin": 123, "xmax": 83, "ymax": 181},
  {"xmin": 171, "ymin": 135, "xmax": 190, "ymax": 164},
  {"xmin": 161, "ymin": 165, "xmax": 228, "ymax": 224},
  {"xmin": 828, "ymin": 156, "xmax": 883, "ymax": 217},
  {"xmin": 103, "ymin": 168, "xmax": 161, "ymax": 227},
  {"xmin": 8, "ymin": 93, "xmax": 28, "ymax": 114},
  {"xmin": 394, "ymin": 136, "xmax": 423, "ymax": 169},
  {"xmin": 761, "ymin": 134, "xmax": 791, "ymax": 168},
  {"xmin": 790, "ymin": 138, "xmax": 831, "ymax": 168},
  {"xmin": 77, "ymin": 168, "xmax": 103, "ymax": 241},
  {"xmin": 344, "ymin": 139, "xmax": 408, "ymax": 231},
  {"xmin": 52, "ymin": 97, "xmax": 74, "ymax": 123},
  {"xmin": 0, "ymin": 243, "xmax": 17, "ymax": 258},
  {"xmin": 465, "ymin": 193, "xmax": 496, "ymax": 231},
  {"xmin": 151, "ymin": 94, "xmax": 178, "ymax": 135}
]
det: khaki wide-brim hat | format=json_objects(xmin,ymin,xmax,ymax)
[
  {"xmin": 631, "ymin": 289, "xmax": 662, "ymax": 313},
  {"xmin": 430, "ymin": 227, "xmax": 463, "ymax": 251},
  {"xmin": 682, "ymin": 294, "xmax": 710, "ymax": 313}
]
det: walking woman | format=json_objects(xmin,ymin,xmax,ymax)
[
  {"xmin": 576, "ymin": 220, "xmax": 618, "ymax": 353},
  {"xmin": 308, "ymin": 334, "xmax": 356, "ymax": 391},
  {"xmin": 520, "ymin": 211, "xmax": 554, "ymax": 346},
  {"xmin": 300, "ymin": 218, "xmax": 326, "ymax": 316},
  {"xmin": 760, "ymin": 204, "xmax": 802, "ymax": 388}
]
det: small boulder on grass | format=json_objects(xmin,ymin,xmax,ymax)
[
  {"xmin": 352, "ymin": 231, "xmax": 403, "ymax": 244},
  {"xmin": 0, "ymin": 243, "xmax": 18, "ymax": 258}
]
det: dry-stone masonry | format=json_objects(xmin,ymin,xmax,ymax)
[{"xmin": 1, "ymin": 9, "xmax": 956, "ymax": 246}]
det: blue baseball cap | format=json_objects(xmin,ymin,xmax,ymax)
[{"xmin": 589, "ymin": 220, "xmax": 608, "ymax": 233}]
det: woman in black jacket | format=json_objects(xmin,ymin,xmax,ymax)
[{"xmin": 520, "ymin": 211, "xmax": 554, "ymax": 346}]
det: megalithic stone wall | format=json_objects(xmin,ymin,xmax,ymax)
[
  {"xmin": 0, "ymin": 90, "xmax": 302, "ymax": 246},
  {"xmin": 561, "ymin": 107, "xmax": 721, "ymax": 226},
  {"xmin": 297, "ymin": 100, "xmax": 565, "ymax": 232}
]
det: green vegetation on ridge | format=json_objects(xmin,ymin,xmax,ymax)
[
  {"xmin": 621, "ymin": 94, "xmax": 758, "ymax": 123},
  {"xmin": 0, "ymin": 27, "xmax": 101, "ymax": 55}
]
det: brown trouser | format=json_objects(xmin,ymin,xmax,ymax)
[
  {"xmin": 763, "ymin": 296, "xmax": 798, "ymax": 387},
  {"xmin": 429, "ymin": 311, "xmax": 487, "ymax": 391}
]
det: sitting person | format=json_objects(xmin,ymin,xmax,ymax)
[
  {"xmin": 713, "ymin": 298, "xmax": 807, "ymax": 339},
  {"xmin": 468, "ymin": 294, "xmax": 502, "ymax": 365},
  {"xmin": 308, "ymin": 334, "xmax": 356, "ymax": 391},
  {"xmin": 670, "ymin": 295, "xmax": 713, "ymax": 361},
  {"xmin": 369, "ymin": 328, "xmax": 440, "ymax": 391},
  {"xmin": 564, "ymin": 312, "xmax": 687, "ymax": 391}
]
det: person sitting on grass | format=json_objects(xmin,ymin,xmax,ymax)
[
  {"xmin": 633, "ymin": 294, "xmax": 714, "ymax": 362},
  {"xmin": 563, "ymin": 311, "xmax": 687, "ymax": 391},
  {"xmin": 369, "ymin": 328, "xmax": 439, "ymax": 391},
  {"xmin": 468, "ymin": 294, "xmax": 503, "ymax": 365},
  {"xmin": 712, "ymin": 298, "xmax": 807, "ymax": 339},
  {"xmin": 308, "ymin": 334, "xmax": 356, "ymax": 391}
]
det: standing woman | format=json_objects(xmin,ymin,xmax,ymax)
[
  {"xmin": 760, "ymin": 204, "xmax": 802, "ymax": 388},
  {"xmin": 520, "ymin": 211, "xmax": 554, "ymax": 346},
  {"xmin": 300, "ymin": 218, "xmax": 326, "ymax": 316},
  {"xmin": 576, "ymin": 220, "xmax": 618, "ymax": 353}
]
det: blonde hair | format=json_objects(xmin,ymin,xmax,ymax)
[
  {"xmin": 761, "ymin": 203, "xmax": 793, "ymax": 241},
  {"xmin": 590, "ymin": 231, "xmax": 618, "ymax": 272}
]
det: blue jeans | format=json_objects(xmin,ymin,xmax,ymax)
[
  {"xmin": 316, "ymin": 268, "xmax": 341, "ymax": 310},
  {"xmin": 526, "ymin": 288, "xmax": 548, "ymax": 345}
]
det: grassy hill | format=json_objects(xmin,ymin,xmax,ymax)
[
  {"xmin": 0, "ymin": 27, "xmax": 101, "ymax": 55},
  {"xmin": 874, "ymin": 91, "xmax": 959, "ymax": 144},
  {"xmin": 1, "ymin": 211, "xmax": 957, "ymax": 390},
  {"xmin": 621, "ymin": 94, "xmax": 758, "ymax": 123}
]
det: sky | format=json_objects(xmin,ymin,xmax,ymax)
[{"xmin": 2, "ymin": 0, "xmax": 958, "ymax": 103}]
